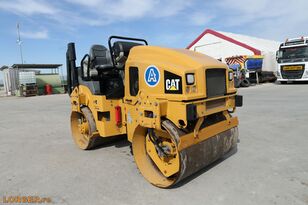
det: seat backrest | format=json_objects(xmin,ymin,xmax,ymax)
[
  {"xmin": 113, "ymin": 41, "xmax": 141, "ymax": 58},
  {"xmin": 89, "ymin": 45, "xmax": 113, "ymax": 71},
  {"xmin": 112, "ymin": 41, "xmax": 142, "ymax": 68}
]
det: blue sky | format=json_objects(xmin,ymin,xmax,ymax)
[{"xmin": 1, "ymin": 0, "xmax": 308, "ymax": 80}]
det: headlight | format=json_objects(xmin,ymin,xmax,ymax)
[
  {"xmin": 228, "ymin": 71, "xmax": 234, "ymax": 81},
  {"xmin": 191, "ymin": 85, "xmax": 197, "ymax": 93},
  {"xmin": 276, "ymin": 71, "xmax": 281, "ymax": 77},
  {"xmin": 186, "ymin": 73, "xmax": 195, "ymax": 85},
  {"xmin": 303, "ymin": 70, "xmax": 308, "ymax": 78}
]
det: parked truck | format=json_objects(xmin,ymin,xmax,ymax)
[
  {"xmin": 276, "ymin": 37, "xmax": 308, "ymax": 83},
  {"xmin": 225, "ymin": 55, "xmax": 264, "ymax": 87}
]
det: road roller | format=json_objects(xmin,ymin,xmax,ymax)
[{"xmin": 66, "ymin": 36, "xmax": 243, "ymax": 188}]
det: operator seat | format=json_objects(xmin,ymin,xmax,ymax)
[
  {"xmin": 88, "ymin": 45, "xmax": 124, "ymax": 99},
  {"xmin": 88, "ymin": 45, "xmax": 113, "ymax": 77}
]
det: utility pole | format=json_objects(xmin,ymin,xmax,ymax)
[{"xmin": 16, "ymin": 23, "xmax": 24, "ymax": 64}]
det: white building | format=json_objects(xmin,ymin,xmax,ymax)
[{"xmin": 187, "ymin": 29, "xmax": 280, "ymax": 72}]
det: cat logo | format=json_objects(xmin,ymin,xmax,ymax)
[
  {"xmin": 166, "ymin": 79, "xmax": 180, "ymax": 91},
  {"xmin": 164, "ymin": 71, "xmax": 182, "ymax": 94}
]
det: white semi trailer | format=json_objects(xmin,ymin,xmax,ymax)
[{"xmin": 276, "ymin": 37, "xmax": 308, "ymax": 83}]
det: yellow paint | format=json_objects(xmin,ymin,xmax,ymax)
[
  {"xmin": 70, "ymin": 45, "xmax": 241, "ymax": 185},
  {"xmin": 70, "ymin": 85, "xmax": 126, "ymax": 137},
  {"xmin": 178, "ymin": 115, "xmax": 238, "ymax": 151},
  {"xmin": 282, "ymin": 65, "xmax": 303, "ymax": 71},
  {"xmin": 145, "ymin": 130, "xmax": 179, "ymax": 177},
  {"xmin": 71, "ymin": 45, "xmax": 239, "ymax": 146}
]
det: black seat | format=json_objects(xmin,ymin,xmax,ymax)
[
  {"xmin": 89, "ymin": 45, "xmax": 114, "ymax": 71},
  {"xmin": 86, "ymin": 45, "xmax": 124, "ymax": 99},
  {"xmin": 112, "ymin": 41, "xmax": 142, "ymax": 69}
]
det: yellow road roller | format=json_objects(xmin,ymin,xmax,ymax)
[{"xmin": 66, "ymin": 36, "xmax": 243, "ymax": 188}]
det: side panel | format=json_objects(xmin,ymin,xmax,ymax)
[
  {"xmin": 70, "ymin": 85, "xmax": 126, "ymax": 137},
  {"xmin": 124, "ymin": 96, "xmax": 162, "ymax": 142}
]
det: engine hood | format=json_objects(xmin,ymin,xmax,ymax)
[{"xmin": 129, "ymin": 46, "xmax": 227, "ymax": 73}]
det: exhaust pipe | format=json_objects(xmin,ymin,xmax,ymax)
[{"xmin": 66, "ymin": 42, "xmax": 78, "ymax": 94}]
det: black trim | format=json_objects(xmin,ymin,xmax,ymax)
[
  {"xmin": 129, "ymin": 67, "xmax": 139, "ymax": 96},
  {"xmin": 206, "ymin": 68, "xmax": 226, "ymax": 98},
  {"xmin": 80, "ymin": 54, "xmax": 90, "ymax": 81},
  {"xmin": 108, "ymin": 36, "xmax": 148, "ymax": 67},
  {"xmin": 235, "ymin": 95, "xmax": 243, "ymax": 107},
  {"xmin": 66, "ymin": 42, "xmax": 78, "ymax": 95},
  {"xmin": 186, "ymin": 104, "xmax": 197, "ymax": 121}
]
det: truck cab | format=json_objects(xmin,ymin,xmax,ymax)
[{"xmin": 276, "ymin": 37, "xmax": 308, "ymax": 83}]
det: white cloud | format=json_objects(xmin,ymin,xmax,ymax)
[
  {"xmin": 66, "ymin": 0, "xmax": 103, "ymax": 7},
  {"xmin": 65, "ymin": 0, "xmax": 153, "ymax": 19},
  {"xmin": 1, "ymin": 0, "xmax": 307, "ymax": 42},
  {"xmin": 219, "ymin": 0, "xmax": 269, "ymax": 15},
  {"xmin": 64, "ymin": 0, "xmax": 189, "ymax": 20},
  {"xmin": 151, "ymin": 0, "xmax": 191, "ymax": 17},
  {"xmin": 151, "ymin": 32, "xmax": 198, "ymax": 48},
  {"xmin": 190, "ymin": 12, "xmax": 214, "ymax": 26},
  {"xmin": 98, "ymin": 0, "xmax": 155, "ymax": 19},
  {"xmin": 219, "ymin": 0, "xmax": 308, "ymax": 24},
  {"xmin": 20, "ymin": 29, "xmax": 48, "ymax": 39},
  {"xmin": 0, "ymin": 0, "xmax": 190, "ymax": 28},
  {"xmin": 0, "ymin": 0, "xmax": 57, "ymax": 15},
  {"xmin": 213, "ymin": 0, "xmax": 308, "ymax": 40}
]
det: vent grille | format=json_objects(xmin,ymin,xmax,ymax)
[
  {"xmin": 281, "ymin": 64, "xmax": 305, "ymax": 79},
  {"xmin": 206, "ymin": 69, "xmax": 226, "ymax": 98}
]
